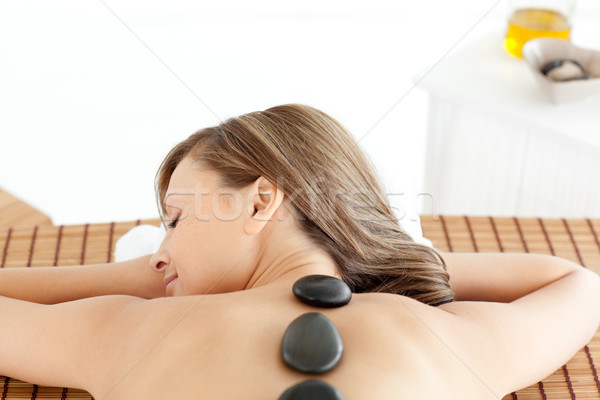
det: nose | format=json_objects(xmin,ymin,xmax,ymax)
[{"xmin": 149, "ymin": 237, "xmax": 170, "ymax": 272}]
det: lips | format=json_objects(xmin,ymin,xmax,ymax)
[{"xmin": 164, "ymin": 274, "xmax": 178, "ymax": 291}]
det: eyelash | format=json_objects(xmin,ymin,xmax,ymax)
[{"xmin": 167, "ymin": 216, "xmax": 180, "ymax": 229}]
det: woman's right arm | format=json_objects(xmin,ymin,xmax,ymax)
[
  {"xmin": 439, "ymin": 251, "xmax": 581, "ymax": 302},
  {"xmin": 0, "ymin": 255, "xmax": 166, "ymax": 303}
]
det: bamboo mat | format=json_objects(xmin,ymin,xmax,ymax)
[{"xmin": 0, "ymin": 216, "xmax": 599, "ymax": 399}]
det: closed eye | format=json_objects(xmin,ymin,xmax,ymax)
[{"xmin": 167, "ymin": 216, "xmax": 180, "ymax": 229}]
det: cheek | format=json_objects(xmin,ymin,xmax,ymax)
[
  {"xmin": 169, "ymin": 224, "xmax": 223, "ymax": 291},
  {"xmin": 169, "ymin": 228, "xmax": 202, "ymax": 280},
  {"xmin": 168, "ymin": 228, "xmax": 192, "ymax": 260},
  {"xmin": 170, "ymin": 215, "xmax": 253, "ymax": 294}
]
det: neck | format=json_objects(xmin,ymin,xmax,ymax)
[{"xmin": 244, "ymin": 225, "xmax": 341, "ymax": 290}]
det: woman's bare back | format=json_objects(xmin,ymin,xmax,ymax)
[
  {"xmin": 2, "ymin": 254, "xmax": 596, "ymax": 399},
  {"xmin": 91, "ymin": 286, "xmax": 502, "ymax": 400}
]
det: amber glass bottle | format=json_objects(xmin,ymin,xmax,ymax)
[{"xmin": 504, "ymin": 0, "xmax": 575, "ymax": 58}]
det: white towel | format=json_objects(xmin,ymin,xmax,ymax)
[
  {"xmin": 397, "ymin": 215, "xmax": 433, "ymax": 248},
  {"xmin": 114, "ymin": 224, "xmax": 166, "ymax": 262},
  {"xmin": 389, "ymin": 193, "xmax": 433, "ymax": 247}
]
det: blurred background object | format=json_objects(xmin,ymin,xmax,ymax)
[
  {"xmin": 504, "ymin": 0, "xmax": 575, "ymax": 58},
  {"xmin": 523, "ymin": 38, "xmax": 600, "ymax": 104},
  {"xmin": 417, "ymin": 3, "xmax": 600, "ymax": 218},
  {"xmin": 1, "ymin": 0, "xmax": 598, "ymax": 225}
]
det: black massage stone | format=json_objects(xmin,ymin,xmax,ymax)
[
  {"xmin": 278, "ymin": 380, "xmax": 346, "ymax": 400},
  {"xmin": 281, "ymin": 312, "xmax": 343, "ymax": 374},
  {"xmin": 292, "ymin": 275, "xmax": 352, "ymax": 308}
]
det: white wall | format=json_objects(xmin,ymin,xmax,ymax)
[{"xmin": 0, "ymin": 0, "xmax": 593, "ymax": 225}]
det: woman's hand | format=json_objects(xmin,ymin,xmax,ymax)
[{"xmin": 0, "ymin": 254, "xmax": 166, "ymax": 304}]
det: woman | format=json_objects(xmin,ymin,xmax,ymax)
[{"xmin": 0, "ymin": 104, "xmax": 599, "ymax": 399}]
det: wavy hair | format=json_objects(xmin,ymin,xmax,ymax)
[{"xmin": 155, "ymin": 104, "xmax": 454, "ymax": 306}]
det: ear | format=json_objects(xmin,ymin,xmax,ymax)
[{"xmin": 244, "ymin": 177, "xmax": 285, "ymax": 235}]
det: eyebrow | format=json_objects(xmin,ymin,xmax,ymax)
[
  {"xmin": 163, "ymin": 192, "xmax": 183, "ymax": 209},
  {"xmin": 164, "ymin": 202, "xmax": 179, "ymax": 212},
  {"xmin": 164, "ymin": 190, "xmax": 194, "ymax": 199},
  {"xmin": 163, "ymin": 191, "xmax": 193, "ymax": 216},
  {"xmin": 163, "ymin": 200, "xmax": 177, "ymax": 217}
]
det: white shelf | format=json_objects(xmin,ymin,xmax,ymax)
[{"xmin": 417, "ymin": 29, "xmax": 600, "ymax": 218}]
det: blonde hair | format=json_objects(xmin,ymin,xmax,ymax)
[{"xmin": 156, "ymin": 104, "xmax": 454, "ymax": 306}]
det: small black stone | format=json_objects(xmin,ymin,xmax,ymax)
[
  {"xmin": 541, "ymin": 59, "xmax": 567, "ymax": 75},
  {"xmin": 541, "ymin": 59, "xmax": 586, "ymax": 75},
  {"xmin": 292, "ymin": 275, "xmax": 352, "ymax": 308},
  {"xmin": 281, "ymin": 312, "xmax": 343, "ymax": 374},
  {"xmin": 278, "ymin": 380, "xmax": 346, "ymax": 400}
]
